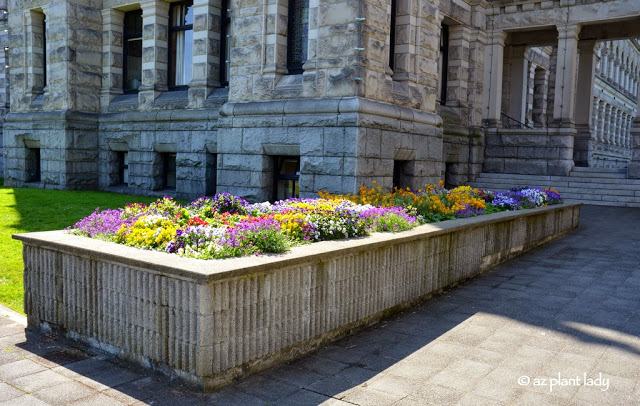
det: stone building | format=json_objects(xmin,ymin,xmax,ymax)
[{"xmin": 3, "ymin": 0, "xmax": 640, "ymax": 201}]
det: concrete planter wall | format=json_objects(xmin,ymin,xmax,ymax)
[{"xmin": 14, "ymin": 204, "xmax": 580, "ymax": 390}]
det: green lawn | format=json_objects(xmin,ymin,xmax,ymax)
[{"xmin": 0, "ymin": 180, "xmax": 156, "ymax": 314}]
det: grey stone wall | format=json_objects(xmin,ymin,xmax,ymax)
[
  {"xmin": 4, "ymin": 0, "xmax": 488, "ymax": 197},
  {"xmin": 217, "ymin": 97, "xmax": 443, "ymax": 201},
  {"xmin": 483, "ymin": 127, "xmax": 575, "ymax": 176},
  {"xmin": 16, "ymin": 203, "xmax": 581, "ymax": 391},
  {"xmin": 4, "ymin": 111, "xmax": 99, "ymax": 189},
  {"xmin": 99, "ymin": 108, "xmax": 220, "ymax": 201}
]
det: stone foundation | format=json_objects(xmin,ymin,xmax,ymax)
[
  {"xmin": 15, "ymin": 203, "xmax": 580, "ymax": 391},
  {"xmin": 483, "ymin": 127, "xmax": 575, "ymax": 176},
  {"xmin": 218, "ymin": 97, "xmax": 443, "ymax": 201}
]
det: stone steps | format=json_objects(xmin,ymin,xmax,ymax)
[{"xmin": 468, "ymin": 171, "xmax": 640, "ymax": 207}]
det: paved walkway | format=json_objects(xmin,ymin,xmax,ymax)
[{"xmin": 1, "ymin": 205, "xmax": 639, "ymax": 405}]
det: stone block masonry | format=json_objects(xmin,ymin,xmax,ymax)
[{"xmin": 15, "ymin": 203, "xmax": 580, "ymax": 391}]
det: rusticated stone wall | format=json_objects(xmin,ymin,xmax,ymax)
[{"xmin": 16, "ymin": 203, "xmax": 580, "ymax": 391}]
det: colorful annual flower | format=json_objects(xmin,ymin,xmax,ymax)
[{"xmin": 68, "ymin": 182, "xmax": 562, "ymax": 260}]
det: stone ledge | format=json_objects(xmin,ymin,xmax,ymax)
[
  {"xmin": 15, "ymin": 203, "xmax": 580, "ymax": 390},
  {"xmin": 220, "ymin": 97, "xmax": 443, "ymax": 127}
]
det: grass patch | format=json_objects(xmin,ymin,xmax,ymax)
[{"xmin": 0, "ymin": 179, "xmax": 156, "ymax": 314}]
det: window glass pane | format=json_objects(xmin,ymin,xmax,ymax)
[
  {"xmin": 124, "ymin": 11, "xmax": 142, "ymax": 92},
  {"xmin": 120, "ymin": 152, "xmax": 129, "ymax": 185},
  {"xmin": 220, "ymin": 0, "xmax": 231, "ymax": 85},
  {"xmin": 169, "ymin": 2, "xmax": 194, "ymax": 87},
  {"xmin": 274, "ymin": 156, "xmax": 300, "ymax": 200},
  {"xmin": 287, "ymin": 0, "xmax": 309, "ymax": 74}
]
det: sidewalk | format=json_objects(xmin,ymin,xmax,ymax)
[{"xmin": 1, "ymin": 205, "xmax": 639, "ymax": 405}]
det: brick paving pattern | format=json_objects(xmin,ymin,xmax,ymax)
[{"xmin": 1, "ymin": 205, "xmax": 639, "ymax": 405}]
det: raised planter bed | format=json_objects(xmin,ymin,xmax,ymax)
[{"xmin": 14, "ymin": 203, "xmax": 580, "ymax": 390}]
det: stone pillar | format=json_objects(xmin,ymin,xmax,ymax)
[
  {"xmin": 597, "ymin": 100, "xmax": 606, "ymax": 144},
  {"xmin": 525, "ymin": 62, "xmax": 536, "ymax": 126},
  {"xmin": 532, "ymin": 68, "xmax": 549, "ymax": 127},
  {"xmin": 573, "ymin": 39, "xmax": 596, "ymax": 166},
  {"xmin": 603, "ymin": 103, "xmax": 612, "ymax": 148},
  {"xmin": 575, "ymin": 40, "xmax": 596, "ymax": 126},
  {"xmin": 506, "ymin": 45, "xmax": 528, "ymax": 123},
  {"xmin": 608, "ymin": 47, "xmax": 615, "ymax": 82},
  {"xmin": 446, "ymin": 25, "xmax": 471, "ymax": 109},
  {"xmin": 139, "ymin": 0, "xmax": 170, "ymax": 107},
  {"xmin": 188, "ymin": 0, "xmax": 223, "ymax": 107},
  {"xmin": 101, "ymin": 9, "xmax": 125, "ymax": 106},
  {"xmin": 262, "ymin": 0, "xmax": 287, "ymax": 76},
  {"xmin": 614, "ymin": 108, "xmax": 621, "ymax": 147},
  {"xmin": 591, "ymin": 97, "xmax": 599, "ymax": 137},
  {"xmin": 467, "ymin": 27, "xmax": 487, "ymax": 127},
  {"xmin": 623, "ymin": 114, "xmax": 631, "ymax": 150},
  {"xmin": 553, "ymin": 24, "xmax": 580, "ymax": 125},
  {"xmin": 482, "ymin": 30, "xmax": 507, "ymax": 127},
  {"xmin": 600, "ymin": 47, "xmax": 608, "ymax": 78}
]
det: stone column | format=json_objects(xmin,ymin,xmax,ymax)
[
  {"xmin": 623, "ymin": 114, "xmax": 631, "ymax": 150},
  {"xmin": 506, "ymin": 45, "xmax": 528, "ymax": 123},
  {"xmin": 553, "ymin": 24, "xmax": 580, "ymax": 125},
  {"xmin": 613, "ymin": 108, "xmax": 621, "ymax": 147},
  {"xmin": 139, "ymin": 0, "xmax": 170, "ymax": 107},
  {"xmin": 188, "ymin": 0, "xmax": 223, "ymax": 107},
  {"xmin": 446, "ymin": 25, "xmax": 471, "ymax": 109},
  {"xmin": 597, "ymin": 100, "xmax": 606, "ymax": 145},
  {"xmin": 600, "ymin": 47, "xmax": 608, "ymax": 78},
  {"xmin": 532, "ymin": 68, "xmax": 549, "ymax": 127},
  {"xmin": 262, "ymin": 0, "xmax": 287, "ymax": 76},
  {"xmin": 482, "ymin": 30, "xmax": 507, "ymax": 127},
  {"xmin": 575, "ymin": 40, "xmax": 596, "ymax": 127},
  {"xmin": 467, "ymin": 27, "xmax": 487, "ymax": 127},
  {"xmin": 525, "ymin": 62, "xmax": 536, "ymax": 126},
  {"xmin": 591, "ymin": 97, "xmax": 599, "ymax": 137},
  {"xmin": 101, "ymin": 9, "xmax": 125, "ymax": 107},
  {"xmin": 603, "ymin": 103, "xmax": 612, "ymax": 148},
  {"xmin": 608, "ymin": 48, "xmax": 615, "ymax": 82}
]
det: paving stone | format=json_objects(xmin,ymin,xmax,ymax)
[
  {"xmin": 0, "ymin": 382, "xmax": 25, "ymax": 402},
  {"xmin": 340, "ymin": 386, "xmax": 404, "ymax": 406},
  {"xmin": 399, "ymin": 384, "xmax": 464, "ymax": 405},
  {"xmin": 30, "ymin": 381, "xmax": 96, "ymax": 405},
  {"xmin": 457, "ymin": 393, "xmax": 508, "ymax": 406},
  {"xmin": 234, "ymin": 373, "xmax": 301, "ymax": 402},
  {"xmin": 305, "ymin": 365, "xmax": 375, "ymax": 397},
  {"xmin": 289, "ymin": 354, "xmax": 350, "ymax": 376},
  {"xmin": 0, "ymin": 359, "xmax": 47, "ymax": 381},
  {"xmin": 258, "ymin": 363, "xmax": 326, "ymax": 388},
  {"xmin": 67, "ymin": 393, "xmax": 127, "ymax": 406},
  {"xmin": 10, "ymin": 370, "xmax": 69, "ymax": 393},
  {"xmin": 0, "ymin": 394, "xmax": 50, "ymax": 406},
  {"xmin": 428, "ymin": 369, "xmax": 480, "ymax": 391},
  {"xmin": 572, "ymin": 373, "xmax": 636, "ymax": 405},
  {"xmin": 274, "ymin": 388, "xmax": 336, "ymax": 405}
]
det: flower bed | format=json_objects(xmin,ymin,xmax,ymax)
[
  {"xmin": 16, "ymin": 201, "xmax": 579, "ymax": 391},
  {"xmin": 68, "ymin": 183, "xmax": 563, "ymax": 260}
]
